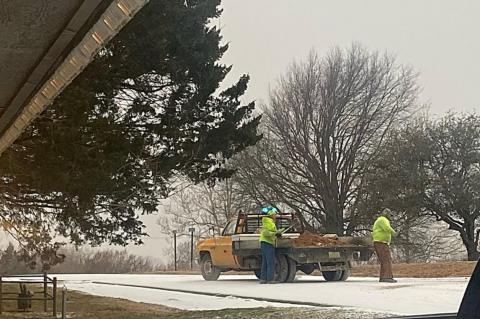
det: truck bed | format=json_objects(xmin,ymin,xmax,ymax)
[
  {"xmin": 232, "ymin": 233, "xmax": 373, "ymax": 262},
  {"xmin": 232, "ymin": 233, "xmax": 372, "ymax": 249}
]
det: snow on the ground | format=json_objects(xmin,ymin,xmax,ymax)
[
  {"xmin": 52, "ymin": 274, "xmax": 468, "ymax": 315},
  {"xmin": 63, "ymin": 281, "xmax": 295, "ymax": 310}
]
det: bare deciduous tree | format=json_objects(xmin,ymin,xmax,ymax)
[
  {"xmin": 158, "ymin": 179, "xmax": 256, "ymax": 238},
  {"xmin": 423, "ymin": 114, "xmax": 480, "ymax": 260},
  {"xmin": 163, "ymin": 241, "xmax": 193, "ymax": 270},
  {"xmin": 391, "ymin": 216, "xmax": 465, "ymax": 263},
  {"xmin": 358, "ymin": 114, "xmax": 480, "ymax": 260},
  {"xmin": 236, "ymin": 45, "xmax": 419, "ymax": 234}
]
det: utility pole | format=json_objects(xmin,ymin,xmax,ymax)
[
  {"xmin": 173, "ymin": 230, "xmax": 177, "ymax": 271},
  {"xmin": 189, "ymin": 227, "xmax": 195, "ymax": 270}
]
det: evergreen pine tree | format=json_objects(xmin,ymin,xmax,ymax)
[{"xmin": 0, "ymin": 0, "xmax": 261, "ymax": 264}]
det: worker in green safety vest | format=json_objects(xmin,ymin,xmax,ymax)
[{"xmin": 372, "ymin": 208, "xmax": 397, "ymax": 283}]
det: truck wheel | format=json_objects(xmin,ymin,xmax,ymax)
[
  {"xmin": 200, "ymin": 254, "xmax": 221, "ymax": 281},
  {"xmin": 322, "ymin": 270, "xmax": 342, "ymax": 281},
  {"xmin": 254, "ymin": 269, "xmax": 262, "ymax": 279},
  {"xmin": 285, "ymin": 257, "xmax": 297, "ymax": 282},
  {"xmin": 339, "ymin": 269, "xmax": 350, "ymax": 281},
  {"xmin": 275, "ymin": 254, "xmax": 289, "ymax": 282}
]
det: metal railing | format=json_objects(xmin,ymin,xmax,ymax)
[{"xmin": 0, "ymin": 273, "xmax": 57, "ymax": 316}]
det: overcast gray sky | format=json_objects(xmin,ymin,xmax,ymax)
[
  {"xmin": 135, "ymin": 0, "xmax": 480, "ymax": 260},
  {"xmin": 220, "ymin": 0, "xmax": 480, "ymax": 116}
]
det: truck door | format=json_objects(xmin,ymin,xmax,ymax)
[{"xmin": 210, "ymin": 221, "xmax": 238, "ymax": 268}]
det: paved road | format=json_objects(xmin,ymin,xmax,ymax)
[{"xmin": 55, "ymin": 274, "xmax": 468, "ymax": 316}]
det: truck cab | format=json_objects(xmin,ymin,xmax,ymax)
[{"xmin": 197, "ymin": 220, "xmax": 239, "ymax": 270}]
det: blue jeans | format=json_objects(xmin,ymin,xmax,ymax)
[{"xmin": 260, "ymin": 241, "xmax": 275, "ymax": 281}]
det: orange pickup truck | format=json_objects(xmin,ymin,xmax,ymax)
[{"xmin": 197, "ymin": 211, "xmax": 373, "ymax": 282}]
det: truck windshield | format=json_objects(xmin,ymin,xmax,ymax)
[{"xmin": 223, "ymin": 221, "xmax": 237, "ymax": 236}]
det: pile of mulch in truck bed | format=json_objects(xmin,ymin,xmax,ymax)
[{"xmin": 293, "ymin": 232, "xmax": 349, "ymax": 247}]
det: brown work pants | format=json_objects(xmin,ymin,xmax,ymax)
[{"xmin": 374, "ymin": 241, "xmax": 393, "ymax": 280}]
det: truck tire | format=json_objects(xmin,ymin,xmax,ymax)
[
  {"xmin": 285, "ymin": 257, "xmax": 297, "ymax": 282},
  {"xmin": 200, "ymin": 254, "xmax": 221, "ymax": 281},
  {"xmin": 339, "ymin": 269, "xmax": 350, "ymax": 281},
  {"xmin": 322, "ymin": 270, "xmax": 342, "ymax": 281},
  {"xmin": 254, "ymin": 269, "xmax": 262, "ymax": 279},
  {"xmin": 275, "ymin": 254, "xmax": 289, "ymax": 282}
]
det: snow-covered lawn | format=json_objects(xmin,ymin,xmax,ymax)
[
  {"xmin": 52, "ymin": 274, "xmax": 467, "ymax": 316},
  {"xmin": 62, "ymin": 280, "xmax": 296, "ymax": 310}
]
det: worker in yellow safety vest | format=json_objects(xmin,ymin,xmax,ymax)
[
  {"xmin": 259, "ymin": 206, "xmax": 284, "ymax": 284},
  {"xmin": 372, "ymin": 209, "xmax": 397, "ymax": 283}
]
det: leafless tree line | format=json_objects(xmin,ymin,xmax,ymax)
[
  {"xmin": 158, "ymin": 178, "xmax": 257, "ymax": 238},
  {"xmin": 0, "ymin": 244, "xmax": 160, "ymax": 274},
  {"xmin": 159, "ymin": 44, "xmax": 480, "ymax": 262}
]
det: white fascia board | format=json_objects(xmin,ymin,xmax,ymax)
[{"xmin": 0, "ymin": 0, "xmax": 150, "ymax": 155}]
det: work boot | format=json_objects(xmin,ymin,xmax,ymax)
[
  {"xmin": 259, "ymin": 280, "xmax": 267, "ymax": 284},
  {"xmin": 379, "ymin": 278, "xmax": 397, "ymax": 283}
]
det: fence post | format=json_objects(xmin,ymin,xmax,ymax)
[
  {"xmin": 44, "ymin": 272, "xmax": 48, "ymax": 312},
  {"xmin": 52, "ymin": 277, "xmax": 57, "ymax": 317},
  {"xmin": 173, "ymin": 230, "xmax": 177, "ymax": 271},
  {"xmin": 189, "ymin": 227, "xmax": 195, "ymax": 270},
  {"xmin": 61, "ymin": 286, "xmax": 67, "ymax": 319}
]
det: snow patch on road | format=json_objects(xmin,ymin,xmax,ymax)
[
  {"xmin": 64, "ymin": 280, "xmax": 300, "ymax": 310},
  {"xmin": 54, "ymin": 274, "xmax": 468, "ymax": 315}
]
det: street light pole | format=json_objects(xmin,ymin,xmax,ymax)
[
  {"xmin": 173, "ymin": 230, "xmax": 177, "ymax": 271},
  {"xmin": 188, "ymin": 227, "xmax": 195, "ymax": 270}
]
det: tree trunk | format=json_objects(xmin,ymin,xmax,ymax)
[
  {"xmin": 463, "ymin": 221, "xmax": 479, "ymax": 261},
  {"xmin": 461, "ymin": 233, "xmax": 479, "ymax": 261},
  {"xmin": 466, "ymin": 244, "xmax": 479, "ymax": 261},
  {"xmin": 324, "ymin": 199, "xmax": 344, "ymax": 235}
]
